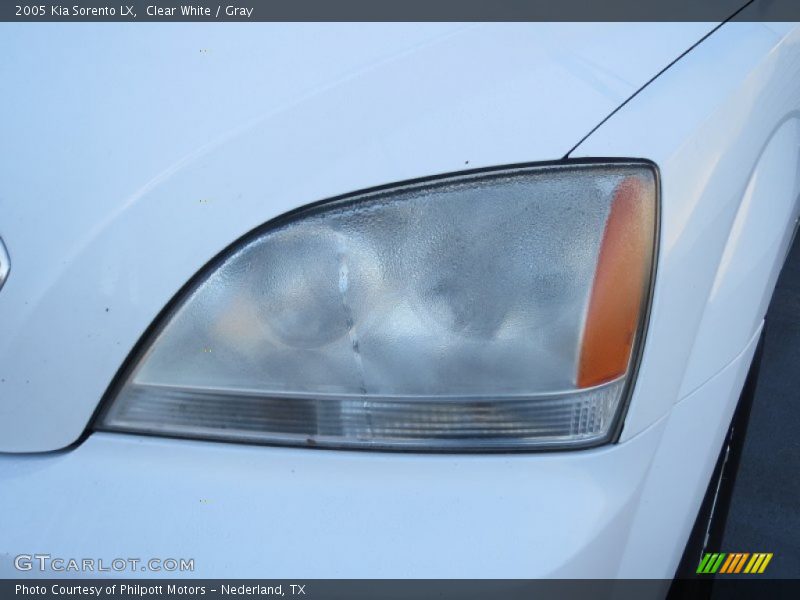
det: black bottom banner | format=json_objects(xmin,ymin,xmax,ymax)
[{"xmin": 4, "ymin": 579, "xmax": 800, "ymax": 600}]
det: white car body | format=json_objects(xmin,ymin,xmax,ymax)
[{"xmin": 1, "ymin": 21, "xmax": 799, "ymax": 578}]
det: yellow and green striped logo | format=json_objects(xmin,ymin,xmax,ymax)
[{"xmin": 696, "ymin": 552, "xmax": 773, "ymax": 574}]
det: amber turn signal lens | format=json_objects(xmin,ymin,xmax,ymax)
[{"xmin": 577, "ymin": 176, "xmax": 656, "ymax": 389}]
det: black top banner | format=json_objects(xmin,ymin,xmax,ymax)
[{"xmin": 3, "ymin": 0, "xmax": 800, "ymax": 22}]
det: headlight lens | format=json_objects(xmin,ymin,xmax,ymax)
[{"xmin": 99, "ymin": 163, "xmax": 657, "ymax": 451}]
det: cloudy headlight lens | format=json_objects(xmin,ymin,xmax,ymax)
[{"xmin": 99, "ymin": 163, "xmax": 657, "ymax": 451}]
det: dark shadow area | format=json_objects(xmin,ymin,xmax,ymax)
[{"xmin": 719, "ymin": 232, "xmax": 800, "ymax": 579}]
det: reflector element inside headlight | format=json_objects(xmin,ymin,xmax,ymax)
[{"xmin": 99, "ymin": 163, "xmax": 657, "ymax": 451}]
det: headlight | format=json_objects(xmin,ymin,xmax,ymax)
[{"xmin": 98, "ymin": 163, "xmax": 657, "ymax": 451}]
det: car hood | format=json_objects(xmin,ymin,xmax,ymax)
[{"xmin": 0, "ymin": 22, "xmax": 718, "ymax": 451}]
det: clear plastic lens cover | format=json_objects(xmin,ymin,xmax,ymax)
[{"xmin": 100, "ymin": 164, "xmax": 657, "ymax": 450}]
